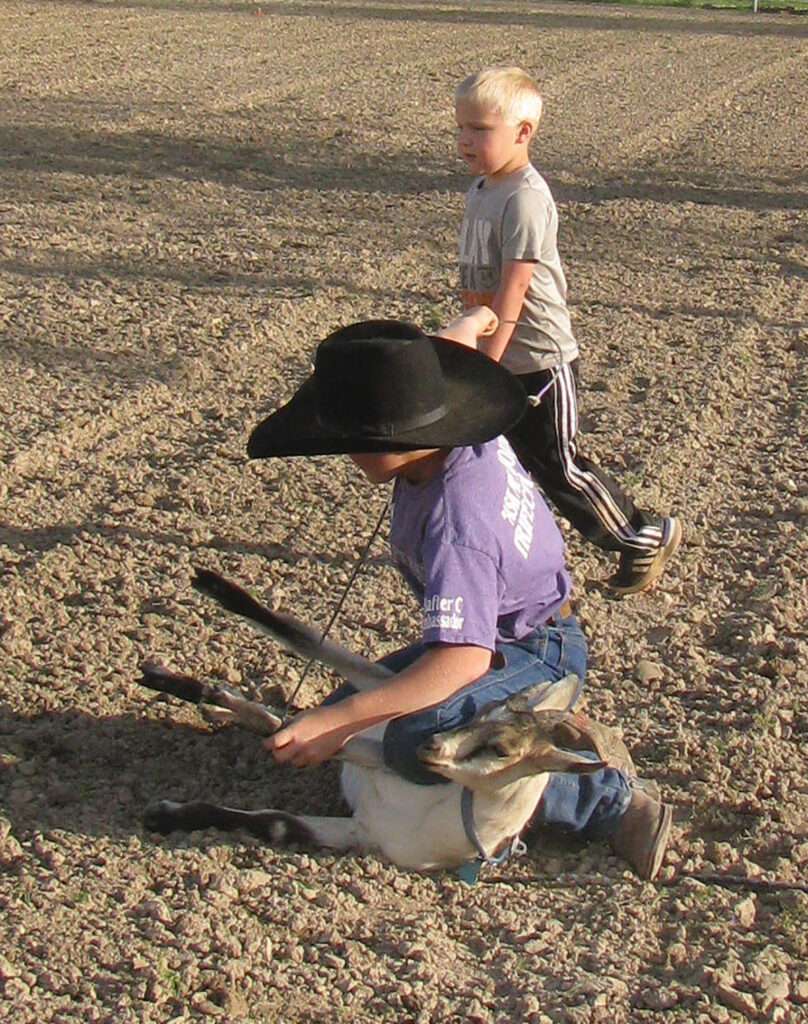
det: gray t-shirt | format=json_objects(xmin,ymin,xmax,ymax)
[
  {"xmin": 458, "ymin": 163, "xmax": 579, "ymax": 374},
  {"xmin": 389, "ymin": 438, "xmax": 571, "ymax": 651}
]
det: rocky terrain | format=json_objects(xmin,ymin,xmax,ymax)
[{"xmin": 1, "ymin": 1, "xmax": 807, "ymax": 1021}]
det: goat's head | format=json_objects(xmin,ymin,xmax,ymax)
[{"xmin": 416, "ymin": 694, "xmax": 607, "ymax": 791}]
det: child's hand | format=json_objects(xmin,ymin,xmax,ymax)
[
  {"xmin": 469, "ymin": 305, "xmax": 499, "ymax": 337},
  {"xmin": 437, "ymin": 306, "xmax": 499, "ymax": 348},
  {"xmin": 265, "ymin": 704, "xmax": 352, "ymax": 767}
]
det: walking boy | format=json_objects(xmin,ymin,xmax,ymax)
[
  {"xmin": 455, "ymin": 66, "xmax": 681, "ymax": 594},
  {"xmin": 246, "ymin": 310, "xmax": 672, "ymax": 879}
]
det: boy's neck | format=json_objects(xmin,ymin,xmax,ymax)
[
  {"xmin": 399, "ymin": 447, "xmax": 452, "ymax": 484},
  {"xmin": 483, "ymin": 154, "xmax": 530, "ymax": 186}
]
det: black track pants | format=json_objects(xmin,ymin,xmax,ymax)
[{"xmin": 507, "ymin": 361, "xmax": 663, "ymax": 558}]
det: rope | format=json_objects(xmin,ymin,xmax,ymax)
[
  {"xmin": 471, "ymin": 870, "xmax": 808, "ymax": 895},
  {"xmin": 280, "ymin": 493, "xmax": 391, "ymax": 723},
  {"xmin": 495, "ymin": 318, "xmax": 562, "ymax": 407}
]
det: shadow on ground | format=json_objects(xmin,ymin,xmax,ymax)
[{"xmin": 0, "ymin": 703, "xmax": 345, "ymax": 841}]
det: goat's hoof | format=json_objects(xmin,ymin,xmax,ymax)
[{"xmin": 144, "ymin": 799, "xmax": 181, "ymax": 834}]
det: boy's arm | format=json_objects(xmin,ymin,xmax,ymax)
[
  {"xmin": 437, "ymin": 305, "xmax": 498, "ymax": 347},
  {"xmin": 268, "ymin": 643, "xmax": 492, "ymax": 767},
  {"xmin": 477, "ymin": 259, "xmax": 537, "ymax": 363}
]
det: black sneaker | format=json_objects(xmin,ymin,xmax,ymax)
[{"xmin": 607, "ymin": 517, "xmax": 682, "ymax": 595}]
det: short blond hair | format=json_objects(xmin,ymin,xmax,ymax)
[{"xmin": 455, "ymin": 66, "xmax": 543, "ymax": 129}]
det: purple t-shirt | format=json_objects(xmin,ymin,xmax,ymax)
[{"xmin": 390, "ymin": 438, "xmax": 571, "ymax": 651}]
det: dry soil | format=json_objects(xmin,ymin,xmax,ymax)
[{"xmin": 1, "ymin": 1, "xmax": 807, "ymax": 1022}]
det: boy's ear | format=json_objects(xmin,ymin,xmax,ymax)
[{"xmin": 516, "ymin": 120, "xmax": 535, "ymax": 145}]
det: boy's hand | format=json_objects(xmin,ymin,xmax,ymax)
[
  {"xmin": 437, "ymin": 306, "xmax": 499, "ymax": 348},
  {"xmin": 266, "ymin": 704, "xmax": 352, "ymax": 767},
  {"xmin": 466, "ymin": 305, "xmax": 499, "ymax": 337}
]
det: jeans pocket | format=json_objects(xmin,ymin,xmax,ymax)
[
  {"xmin": 564, "ymin": 623, "xmax": 588, "ymax": 676},
  {"xmin": 540, "ymin": 631, "xmax": 564, "ymax": 676},
  {"xmin": 539, "ymin": 625, "xmax": 586, "ymax": 681},
  {"xmin": 435, "ymin": 690, "xmax": 479, "ymax": 731}
]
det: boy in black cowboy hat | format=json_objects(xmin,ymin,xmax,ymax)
[{"xmin": 247, "ymin": 307, "xmax": 672, "ymax": 880}]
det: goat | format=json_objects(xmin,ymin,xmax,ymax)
[{"xmin": 140, "ymin": 569, "xmax": 634, "ymax": 872}]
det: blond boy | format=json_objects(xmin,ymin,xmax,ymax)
[{"xmin": 455, "ymin": 67, "xmax": 681, "ymax": 594}]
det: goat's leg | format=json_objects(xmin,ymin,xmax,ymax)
[
  {"xmin": 144, "ymin": 799, "xmax": 361, "ymax": 852},
  {"xmin": 140, "ymin": 663, "xmax": 282, "ymax": 735},
  {"xmin": 141, "ymin": 663, "xmax": 388, "ymax": 770},
  {"xmin": 191, "ymin": 568, "xmax": 392, "ymax": 692}
]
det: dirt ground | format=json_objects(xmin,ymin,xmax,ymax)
[{"xmin": 1, "ymin": 0, "xmax": 807, "ymax": 1021}]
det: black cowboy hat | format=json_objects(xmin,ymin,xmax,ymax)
[{"xmin": 247, "ymin": 319, "xmax": 527, "ymax": 458}]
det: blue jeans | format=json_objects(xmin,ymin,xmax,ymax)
[{"xmin": 324, "ymin": 613, "xmax": 630, "ymax": 840}]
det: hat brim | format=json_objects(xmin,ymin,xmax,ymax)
[{"xmin": 247, "ymin": 336, "xmax": 527, "ymax": 458}]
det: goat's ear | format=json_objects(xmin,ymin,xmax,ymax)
[
  {"xmin": 533, "ymin": 747, "xmax": 607, "ymax": 775},
  {"xmin": 549, "ymin": 715, "xmax": 591, "ymax": 752},
  {"xmin": 550, "ymin": 713, "xmax": 627, "ymax": 763},
  {"xmin": 507, "ymin": 674, "xmax": 582, "ymax": 715}
]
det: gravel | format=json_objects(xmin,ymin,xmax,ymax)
[{"xmin": 1, "ymin": 1, "xmax": 807, "ymax": 1021}]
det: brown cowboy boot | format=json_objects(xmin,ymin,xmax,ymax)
[{"xmin": 610, "ymin": 787, "xmax": 673, "ymax": 881}]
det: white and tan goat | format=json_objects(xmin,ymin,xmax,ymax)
[{"xmin": 141, "ymin": 569, "xmax": 633, "ymax": 872}]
